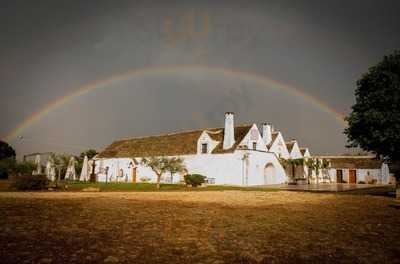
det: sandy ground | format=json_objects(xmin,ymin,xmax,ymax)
[{"xmin": 1, "ymin": 191, "xmax": 400, "ymax": 264}]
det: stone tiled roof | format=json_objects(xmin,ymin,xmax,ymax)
[
  {"xmin": 267, "ymin": 132, "xmax": 279, "ymax": 148},
  {"xmin": 285, "ymin": 142, "xmax": 295, "ymax": 153},
  {"xmin": 300, "ymin": 148, "xmax": 308, "ymax": 156},
  {"xmin": 97, "ymin": 125, "xmax": 252, "ymax": 158}
]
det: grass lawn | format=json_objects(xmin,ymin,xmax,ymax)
[
  {"xmin": 62, "ymin": 181, "xmax": 280, "ymax": 192},
  {"xmin": 1, "ymin": 191, "xmax": 399, "ymax": 263}
]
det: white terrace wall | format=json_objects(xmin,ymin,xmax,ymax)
[{"xmin": 95, "ymin": 158, "xmax": 135, "ymax": 183}]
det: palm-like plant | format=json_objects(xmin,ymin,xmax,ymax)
[
  {"xmin": 321, "ymin": 158, "xmax": 331, "ymax": 182},
  {"xmin": 305, "ymin": 158, "xmax": 323, "ymax": 184},
  {"xmin": 50, "ymin": 153, "xmax": 71, "ymax": 185},
  {"xmin": 279, "ymin": 158, "xmax": 305, "ymax": 181}
]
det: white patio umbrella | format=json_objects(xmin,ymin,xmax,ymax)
[
  {"xmin": 381, "ymin": 163, "xmax": 390, "ymax": 184},
  {"xmin": 79, "ymin": 156, "xmax": 89, "ymax": 181},
  {"xmin": 33, "ymin": 154, "xmax": 41, "ymax": 175},
  {"xmin": 45, "ymin": 159, "xmax": 55, "ymax": 181},
  {"xmin": 64, "ymin": 157, "xmax": 76, "ymax": 180}
]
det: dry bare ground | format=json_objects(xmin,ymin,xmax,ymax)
[{"xmin": 0, "ymin": 191, "xmax": 400, "ymax": 264}]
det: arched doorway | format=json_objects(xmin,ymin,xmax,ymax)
[{"xmin": 264, "ymin": 163, "xmax": 276, "ymax": 185}]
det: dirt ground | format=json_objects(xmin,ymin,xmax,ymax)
[{"xmin": 1, "ymin": 191, "xmax": 399, "ymax": 264}]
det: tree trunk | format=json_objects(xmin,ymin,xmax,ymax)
[
  {"xmin": 56, "ymin": 169, "xmax": 60, "ymax": 188},
  {"xmin": 292, "ymin": 164, "xmax": 295, "ymax": 179},
  {"xmin": 395, "ymin": 163, "xmax": 400, "ymax": 200},
  {"xmin": 156, "ymin": 173, "xmax": 161, "ymax": 189}
]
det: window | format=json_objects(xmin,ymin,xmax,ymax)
[
  {"xmin": 202, "ymin": 143, "xmax": 208, "ymax": 154},
  {"xmin": 250, "ymin": 129, "xmax": 259, "ymax": 140},
  {"xmin": 253, "ymin": 142, "xmax": 257, "ymax": 150}
]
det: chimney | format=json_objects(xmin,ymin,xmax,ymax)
[
  {"xmin": 262, "ymin": 123, "xmax": 272, "ymax": 145},
  {"xmin": 223, "ymin": 112, "xmax": 235, "ymax": 149}
]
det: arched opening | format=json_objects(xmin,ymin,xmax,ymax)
[{"xmin": 264, "ymin": 163, "xmax": 276, "ymax": 185}]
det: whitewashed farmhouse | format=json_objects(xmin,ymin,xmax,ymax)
[{"xmin": 94, "ymin": 113, "xmax": 311, "ymax": 186}]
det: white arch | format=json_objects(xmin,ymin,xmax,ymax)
[{"xmin": 264, "ymin": 163, "xmax": 276, "ymax": 185}]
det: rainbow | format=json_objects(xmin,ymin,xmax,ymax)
[{"xmin": 4, "ymin": 65, "xmax": 346, "ymax": 142}]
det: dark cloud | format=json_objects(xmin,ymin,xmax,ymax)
[{"xmin": 1, "ymin": 0, "xmax": 399, "ymax": 156}]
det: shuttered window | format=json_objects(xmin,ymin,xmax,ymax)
[{"xmin": 202, "ymin": 143, "xmax": 208, "ymax": 154}]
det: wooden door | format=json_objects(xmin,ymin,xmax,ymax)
[
  {"xmin": 336, "ymin": 170, "xmax": 343, "ymax": 183},
  {"xmin": 349, "ymin": 170, "xmax": 357, "ymax": 184}
]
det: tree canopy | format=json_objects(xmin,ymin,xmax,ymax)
[
  {"xmin": 140, "ymin": 156, "xmax": 186, "ymax": 188},
  {"xmin": 344, "ymin": 50, "xmax": 400, "ymax": 163},
  {"xmin": 0, "ymin": 140, "xmax": 16, "ymax": 160},
  {"xmin": 79, "ymin": 149, "xmax": 98, "ymax": 159},
  {"xmin": 0, "ymin": 141, "xmax": 16, "ymax": 179}
]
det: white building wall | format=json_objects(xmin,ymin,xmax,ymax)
[
  {"xmin": 302, "ymin": 149, "xmax": 311, "ymax": 158},
  {"xmin": 94, "ymin": 150, "xmax": 287, "ymax": 186},
  {"xmin": 237, "ymin": 124, "xmax": 268, "ymax": 152},
  {"xmin": 268, "ymin": 132, "xmax": 290, "ymax": 159},
  {"xmin": 95, "ymin": 158, "xmax": 135, "ymax": 183},
  {"xmin": 197, "ymin": 131, "xmax": 220, "ymax": 154},
  {"xmin": 327, "ymin": 168, "xmax": 382, "ymax": 183},
  {"xmin": 289, "ymin": 142, "xmax": 302, "ymax": 159}
]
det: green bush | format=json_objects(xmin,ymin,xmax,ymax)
[
  {"xmin": 0, "ymin": 167, "xmax": 8, "ymax": 179},
  {"xmin": 12, "ymin": 174, "xmax": 49, "ymax": 190},
  {"xmin": 0, "ymin": 157, "xmax": 15, "ymax": 179},
  {"xmin": 184, "ymin": 174, "xmax": 206, "ymax": 187}
]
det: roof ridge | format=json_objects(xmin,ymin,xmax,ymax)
[
  {"xmin": 205, "ymin": 129, "xmax": 223, "ymax": 134},
  {"xmin": 113, "ymin": 124, "xmax": 253, "ymax": 142}
]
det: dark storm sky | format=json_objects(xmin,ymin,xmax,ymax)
[{"xmin": 1, "ymin": 0, "xmax": 399, "ymax": 156}]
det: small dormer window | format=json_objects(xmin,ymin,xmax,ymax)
[
  {"xmin": 202, "ymin": 143, "xmax": 208, "ymax": 154},
  {"xmin": 253, "ymin": 142, "xmax": 257, "ymax": 150}
]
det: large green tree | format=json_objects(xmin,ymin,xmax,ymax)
[
  {"xmin": 344, "ymin": 50, "xmax": 400, "ymax": 178},
  {"xmin": 0, "ymin": 141, "xmax": 16, "ymax": 179},
  {"xmin": 0, "ymin": 141, "xmax": 16, "ymax": 160}
]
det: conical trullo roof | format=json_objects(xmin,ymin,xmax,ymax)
[{"xmin": 80, "ymin": 156, "xmax": 89, "ymax": 181}]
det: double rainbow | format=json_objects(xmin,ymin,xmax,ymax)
[{"xmin": 4, "ymin": 65, "xmax": 346, "ymax": 142}]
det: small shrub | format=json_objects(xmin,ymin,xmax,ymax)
[
  {"xmin": 140, "ymin": 176, "xmax": 151, "ymax": 183},
  {"xmin": 184, "ymin": 174, "xmax": 206, "ymax": 187},
  {"xmin": 12, "ymin": 174, "xmax": 49, "ymax": 190},
  {"xmin": 367, "ymin": 179, "xmax": 377, "ymax": 184},
  {"xmin": 358, "ymin": 181, "xmax": 365, "ymax": 184}
]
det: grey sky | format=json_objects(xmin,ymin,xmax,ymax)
[{"xmin": 1, "ymin": 0, "xmax": 399, "ymax": 156}]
